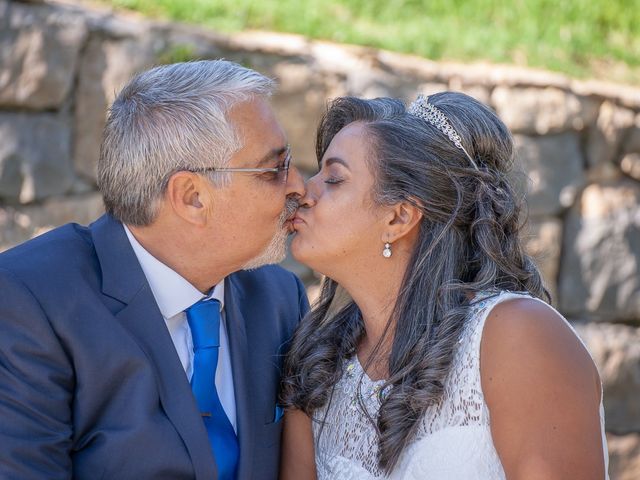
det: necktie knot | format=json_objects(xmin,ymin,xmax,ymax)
[{"xmin": 186, "ymin": 299, "xmax": 221, "ymax": 350}]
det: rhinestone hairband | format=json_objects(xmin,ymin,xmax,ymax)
[{"xmin": 408, "ymin": 94, "xmax": 480, "ymax": 171}]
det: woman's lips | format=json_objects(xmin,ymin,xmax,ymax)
[{"xmin": 291, "ymin": 215, "xmax": 306, "ymax": 229}]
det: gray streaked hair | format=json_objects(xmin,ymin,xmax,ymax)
[
  {"xmin": 98, "ymin": 59, "xmax": 275, "ymax": 226},
  {"xmin": 282, "ymin": 93, "xmax": 549, "ymax": 472}
]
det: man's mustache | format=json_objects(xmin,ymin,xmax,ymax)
[{"xmin": 280, "ymin": 198, "xmax": 299, "ymax": 224}]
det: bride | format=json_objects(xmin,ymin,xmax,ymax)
[{"xmin": 280, "ymin": 92, "xmax": 609, "ymax": 479}]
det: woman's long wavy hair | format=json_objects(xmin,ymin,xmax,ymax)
[{"xmin": 281, "ymin": 92, "xmax": 549, "ymax": 472}]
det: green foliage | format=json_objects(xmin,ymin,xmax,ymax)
[
  {"xmin": 104, "ymin": 0, "xmax": 640, "ymax": 83},
  {"xmin": 158, "ymin": 44, "xmax": 198, "ymax": 64}
]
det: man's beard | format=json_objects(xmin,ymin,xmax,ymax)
[{"xmin": 241, "ymin": 198, "xmax": 298, "ymax": 270}]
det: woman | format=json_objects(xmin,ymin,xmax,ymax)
[{"xmin": 280, "ymin": 92, "xmax": 608, "ymax": 479}]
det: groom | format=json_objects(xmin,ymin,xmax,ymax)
[{"xmin": 0, "ymin": 60, "xmax": 309, "ymax": 479}]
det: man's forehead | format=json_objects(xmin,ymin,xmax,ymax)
[
  {"xmin": 228, "ymin": 98, "xmax": 288, "ymax": 164},
  {"xmin": 228, "ymin": 97, "xmax": 280, "ymax": 130},
  {"xmin": 231, "ymin": 98, "xmax": 285, "ymax": 133}
]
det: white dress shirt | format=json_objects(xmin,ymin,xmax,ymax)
[{"xmin": 124, "ymin": 226, "xmax": 237, "ymax": 431}]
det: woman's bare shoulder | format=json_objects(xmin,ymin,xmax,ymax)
[
  {"xmin": 479, "ymin": 296, "xmax": 605, "ymax": 479},
  {"xmin": 480, "ymin": 296, "xmax": 600, "ymax": 399}
]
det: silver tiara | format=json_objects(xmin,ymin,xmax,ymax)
[{"xmin": 408, "ymin": 94, "xmax": 479, "ymax": 171}]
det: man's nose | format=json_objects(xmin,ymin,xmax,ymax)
[
  {"xmin": 295, "ymin": 173, "xmax": 319, "ymax": 209},
  {"xmin": 285, "ymin": 166, "xmax": 306, "ymax": 199}
]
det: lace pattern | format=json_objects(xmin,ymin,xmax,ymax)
[
  {"xmin": 313, "ymin": 355, "xmax": 386, "ymax": 478},
  {"xmin": 312, "ymin": 291, "xmax": 610, "ymax": 479},
  {"xmin": 414, "ymin": 291, "xmax": 497, "ymax": 436}
]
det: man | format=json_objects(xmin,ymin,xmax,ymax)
[{"xmin": 0, "ymin": 60, "xmax": 309, "ymax": 479}]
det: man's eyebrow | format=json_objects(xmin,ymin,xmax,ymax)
[
  {"xmin": 321, "ymin": 157, "xmax": 350, "ymax": 170},
  {"xmin": 256, "ymin": 146, "xmax": 288, "ymax": 167}
]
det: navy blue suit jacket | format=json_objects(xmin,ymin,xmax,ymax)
[{"xmin": 0, "ymin": 214, "xmax": 309, "ymax": 479}]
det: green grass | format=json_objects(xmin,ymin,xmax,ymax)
[{"xmin": 102, "ymin": 0, "xmax": 640, "ymax": 84}]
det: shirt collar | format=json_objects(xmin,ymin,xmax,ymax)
[{"xmin": 123, "ymin": 225, "xmax": 225, "ymax": 319}]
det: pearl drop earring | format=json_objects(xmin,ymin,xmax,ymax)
[{"xmin": 382, "ymin": 242, "xmax": 392, "ymax": 258}]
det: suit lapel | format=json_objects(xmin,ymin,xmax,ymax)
[
  {"xmin": 225, "ymin": 275, "xmax": 255, "ymax": 479},
  {"xmin": 90, "ymin": 215, "xmax": 216, "ymax": 479}
]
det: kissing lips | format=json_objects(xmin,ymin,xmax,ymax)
[{"xmin": 290, "ymin": 213, "xmax": 306, "ymax": 232}]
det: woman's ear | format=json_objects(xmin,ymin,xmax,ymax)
[
  {"xmin": 165, "ymin": 172, "xmax": 208, "ymax": 226},
  {"xmin": 382, "ymin": 201, "xmax": 423, "ymax": 243}
]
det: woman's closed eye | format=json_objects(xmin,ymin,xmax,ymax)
[{"xmin": 324, "ymin": 176, "xmax": 344, "ymax": 185}]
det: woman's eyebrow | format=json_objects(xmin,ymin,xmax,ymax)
[{"xmin": 321, "ymin": 157, "xmax": 350, "ymax": 170}]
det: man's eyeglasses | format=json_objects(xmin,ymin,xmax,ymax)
[{"xmin": 189, "ymin": 146, "xmax": 291, "ymax": 184}]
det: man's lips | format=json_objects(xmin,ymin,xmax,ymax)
[
  {"xmin": 283, "ymin": 209, "xmax": 302, "ymax": 232},
  {"xmin": 291, "ymin": 214, "xmax": 305, "ymax": 226},
  {"xmin": 283, "ymin": 208, "xmax": 298, "ymax": 223}
]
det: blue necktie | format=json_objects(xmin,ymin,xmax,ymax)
[{"xmin": 186, "ymin": 299, "xmax": 239, "ymax": 480}]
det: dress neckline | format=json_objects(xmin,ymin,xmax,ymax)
[
  {"xmin": 351, "ymin": 290, "xmax": 502, "ymax": 384},
  {"xmin": 350, "ymin": 354, "xmax": 386, "ymax": 386},
  {"xmin": 350, "ymin": 291, "xmax": 502, "ymax": 386}
]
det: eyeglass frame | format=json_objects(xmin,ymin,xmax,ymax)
[{"xmin": 187, "ymin": 145, "xmax": 291, "ymax": 184}]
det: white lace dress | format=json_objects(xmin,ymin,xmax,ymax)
[{"xmin": 312, "ymin": 291, "xmax": 610, "ymax": 479}]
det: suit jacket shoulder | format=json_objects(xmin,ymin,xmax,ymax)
[
  {"xmin": 0, "ymin": 222, "xmax": 99, "ymax": 295},
  {"xmin": 231, "ymin": 265, "xmax": 309, "ymax": 317}
]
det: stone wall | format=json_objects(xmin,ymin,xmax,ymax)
[{"xmin": 1, "ymin": 1, "xmax": 640, "ymax": 477}]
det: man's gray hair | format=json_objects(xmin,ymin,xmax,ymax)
[{"xmin": 97, "ymin": 59, "xmax": 276, "ymax": 226}]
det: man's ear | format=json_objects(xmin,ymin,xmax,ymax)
[
  {"xmin": 165, "ymin": 172, "xmax": 209, "ymax": 226},
  {"xmin": 382, "ymin": 201, "xmax": 423, "ymax": 243}
]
